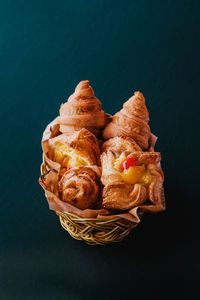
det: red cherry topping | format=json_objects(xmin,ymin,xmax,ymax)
[{"xmin": 122, "ymin": 157, "xmax": 137, "ymax": 170}]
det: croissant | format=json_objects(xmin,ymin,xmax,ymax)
[
  {"xmin": 47, "ymin": 128, "xmax": 101, "ymax": 176},
  {"xmin": 103, "ymin": 91, "xmax": 151, "ymax": 150},
  {"xmin": 101, "ymin": 136, "xmax": 164, "ymax": 211},
  {"xmin": 57, "ymin": 80, "xmax": 107, "ymax": 137},
  {"xmin": 59, "ymin": 166, "xmax": 101, "ymax": 209}
]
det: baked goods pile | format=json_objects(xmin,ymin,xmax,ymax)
[{"xmin": 40, "ymin": 80, "xmax": 165, "ymax": 218}]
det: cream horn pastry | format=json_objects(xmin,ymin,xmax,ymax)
[
  {"xmin": 103, "ymin": 91, "xmax": 151, "ymax": 150},
  {"xmin": 47, "ymin": 128, "xmax": 101, "ymax": 177},
  {"xmin": 101, "ymin": 136, "xmax": 164, "ymax": 211},
  {"xmin": 57, "ymin": 80, "xmax": 107, "ymax": 137},
  {"xmin": 59, "ymin": 166, "xmax": 101, "ymax": 209}
]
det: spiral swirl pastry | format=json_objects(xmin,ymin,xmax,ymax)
[
  {"xmin": 57, "ymin": 80, "xmax": 107, "ymax": 137},
  {"xmin": 103, "ymin": 91, "xmax": 151, "ymax": 150},
  {"xmin": 59, "ymin": 166, "xmax": 101, "ymax": 209}
]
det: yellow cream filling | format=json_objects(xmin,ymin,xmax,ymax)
[
  {"xmin": 52, "ymin": 142, "xmax": 87, "ymax": 168},
  {"xmin": 113, "ymin": 154, "xmax": 126, "ymax": 171},
  {"xmin": 114, "ymin": 156, "xmax": 152, "ymax": 186},
  {"xmin": 121, "ymin": 165, "xmax": 145, "ymax": 184}
]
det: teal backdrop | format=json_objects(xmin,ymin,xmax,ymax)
[{"xmin": 0, "ymin": 0, "xmax": 199, "ymax": 299}]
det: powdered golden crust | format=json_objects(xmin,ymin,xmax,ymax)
[
  {"xmin": 57, "ymin": 80, "xmax": 107, "ymax": 137},
  {"xmin": 101, "ymin": 136, "xmax": 164, "ymax": 211},
  {"xmin": 48, "ymin": 128, "xmax": 101, "ymax": 169},
  {"xmin": 59, "ymin": 166, "xmax": 101, "ymax": 209},
  {"xmin": 103, "ymin": 91, "xmax": 151, "ymax": 149}
]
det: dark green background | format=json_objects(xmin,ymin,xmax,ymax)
[{"xmin": 1, "ymin": 0, "xmax": 199, "ymax": 299}]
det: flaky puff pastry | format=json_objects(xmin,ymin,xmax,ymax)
[
  {"xmin": 48, "ymin": 128, "xmax": 101, "ymax": 176},
  {"xmin": 57, "ymin": 80, "xmax": 107, "ymax": 137},
  {"xmin": 101, "ymin": 137, "xmax": 164, "ymax": 211},
  {"xmin": 103, "ymin": 91, "xmax": 151, "ymax": 150},
  {"xmin": 59, "ymin": 166, "xmax": 101, "ymax": 209},
  {"xmin": 101, "ymin": 135, "xmax": 142, "ymax": 154}
]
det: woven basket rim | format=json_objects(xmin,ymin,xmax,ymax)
[{"xmin": 56, "ymin": 210, "xmax": 126, "ymax": 223}]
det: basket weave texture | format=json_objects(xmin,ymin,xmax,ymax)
[{"xmin": 41, "ymin": 160, "xmax": 138, "ymax": 245}]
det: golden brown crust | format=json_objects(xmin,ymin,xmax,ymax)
[
  {"xmin": 146, "ymin": 164, "xmax": 164, "ymax": 206},
  {"xmin": 57, "ymin": 80, "xmax": 107, "ymax": 137},
  {"xmin": 48, "ymin": 129, "xmax": 101, "ymax": 170},
  {"xmin": 103, "ymin": 91, "xmax": 151, "ymax": 149},
  {"xmin": 102, "ymin": 183, "xmax": 147, "ymax": 210},
  {"xmin": 101, "ymin": 136, "xmax": 142, "ymax": 154},
  {"xmin": 58, "ymin": 166, "xmax": 101, "ymax": 209},
  {"xmin": 101, "ymin": 150, "xmax": 123, "ymax": 186},
  {"xmin": 127, "ymin": 151, "xmax": 161, "ymax": 165},
  {"xmin": 101, "ymin": 149, "xmax": 147, "ymax": 210},
  {"xmin": 101, "ymin": 137, "xmax": 164, "ymax": 211}
]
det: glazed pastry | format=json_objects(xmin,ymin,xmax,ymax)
[
  {"xmin": 57, "ymin": 80, "xmax": 107, "ymax": 137},
  {"xmin": 101, "ymin": 135, "xmax": 142, "ymax": 154},
  {"xmin": 145, "ymin": 163, "xmax": 164, "ymax": 207},
  {"xmin": 101, "ymin": 137, "xmax": 164, "ymax": 210},
  {"xmin": 103, "ymin": 91, "xmax": 151, "ymax": 150},
  {"xmin": 59, "ymin": 166, "xmax": 101, "ymax": 209},
  {"xmin": 48, "ymin": 128, "xmax": 101, "ymax": 176}
]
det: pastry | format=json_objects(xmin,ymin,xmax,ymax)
[
  {"xmin": 101, "ymin": 136, "xmax": 164, "ymax": 210},
  {"xmin": 101, "ymin": 135, "xmax": 142, "ymax": 154},
  {"xmin": 47, "ymin": 128, "xmax": 101, "ymax": 176},
  {"xmin": 59, "ymin": 166, "xmax": 101, "ymax": 209},
  {"xmin": 40, "ymin": 82, "xmax": 165, "ymax": 224},
  {"xmin": 103, "ymin": 91, "xmax": 151, "ymax": 150},
  {"xmin": 57, "ymin": 80, "xmax": 107, "ymax": 137}
]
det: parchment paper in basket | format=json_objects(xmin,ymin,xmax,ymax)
[
  {"xmin": 40, "ymin": 117, "xmax": 165, "ymax": 223},
  {"xmin": 39, "ymin": 168, "xmax": 165, "ymax": 224},
  {"xmin": 39, "ymin": 169, "xmax": 141, "ymax": 223}
]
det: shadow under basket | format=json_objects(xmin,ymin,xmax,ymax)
[{"xmin": 40, "ymin": 159, "xmax": 140, "ymax": 246}]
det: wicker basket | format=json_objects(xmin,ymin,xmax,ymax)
[{"xmin": 40, "ymin": 159, "xmax": 139, "ymax": 245}]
